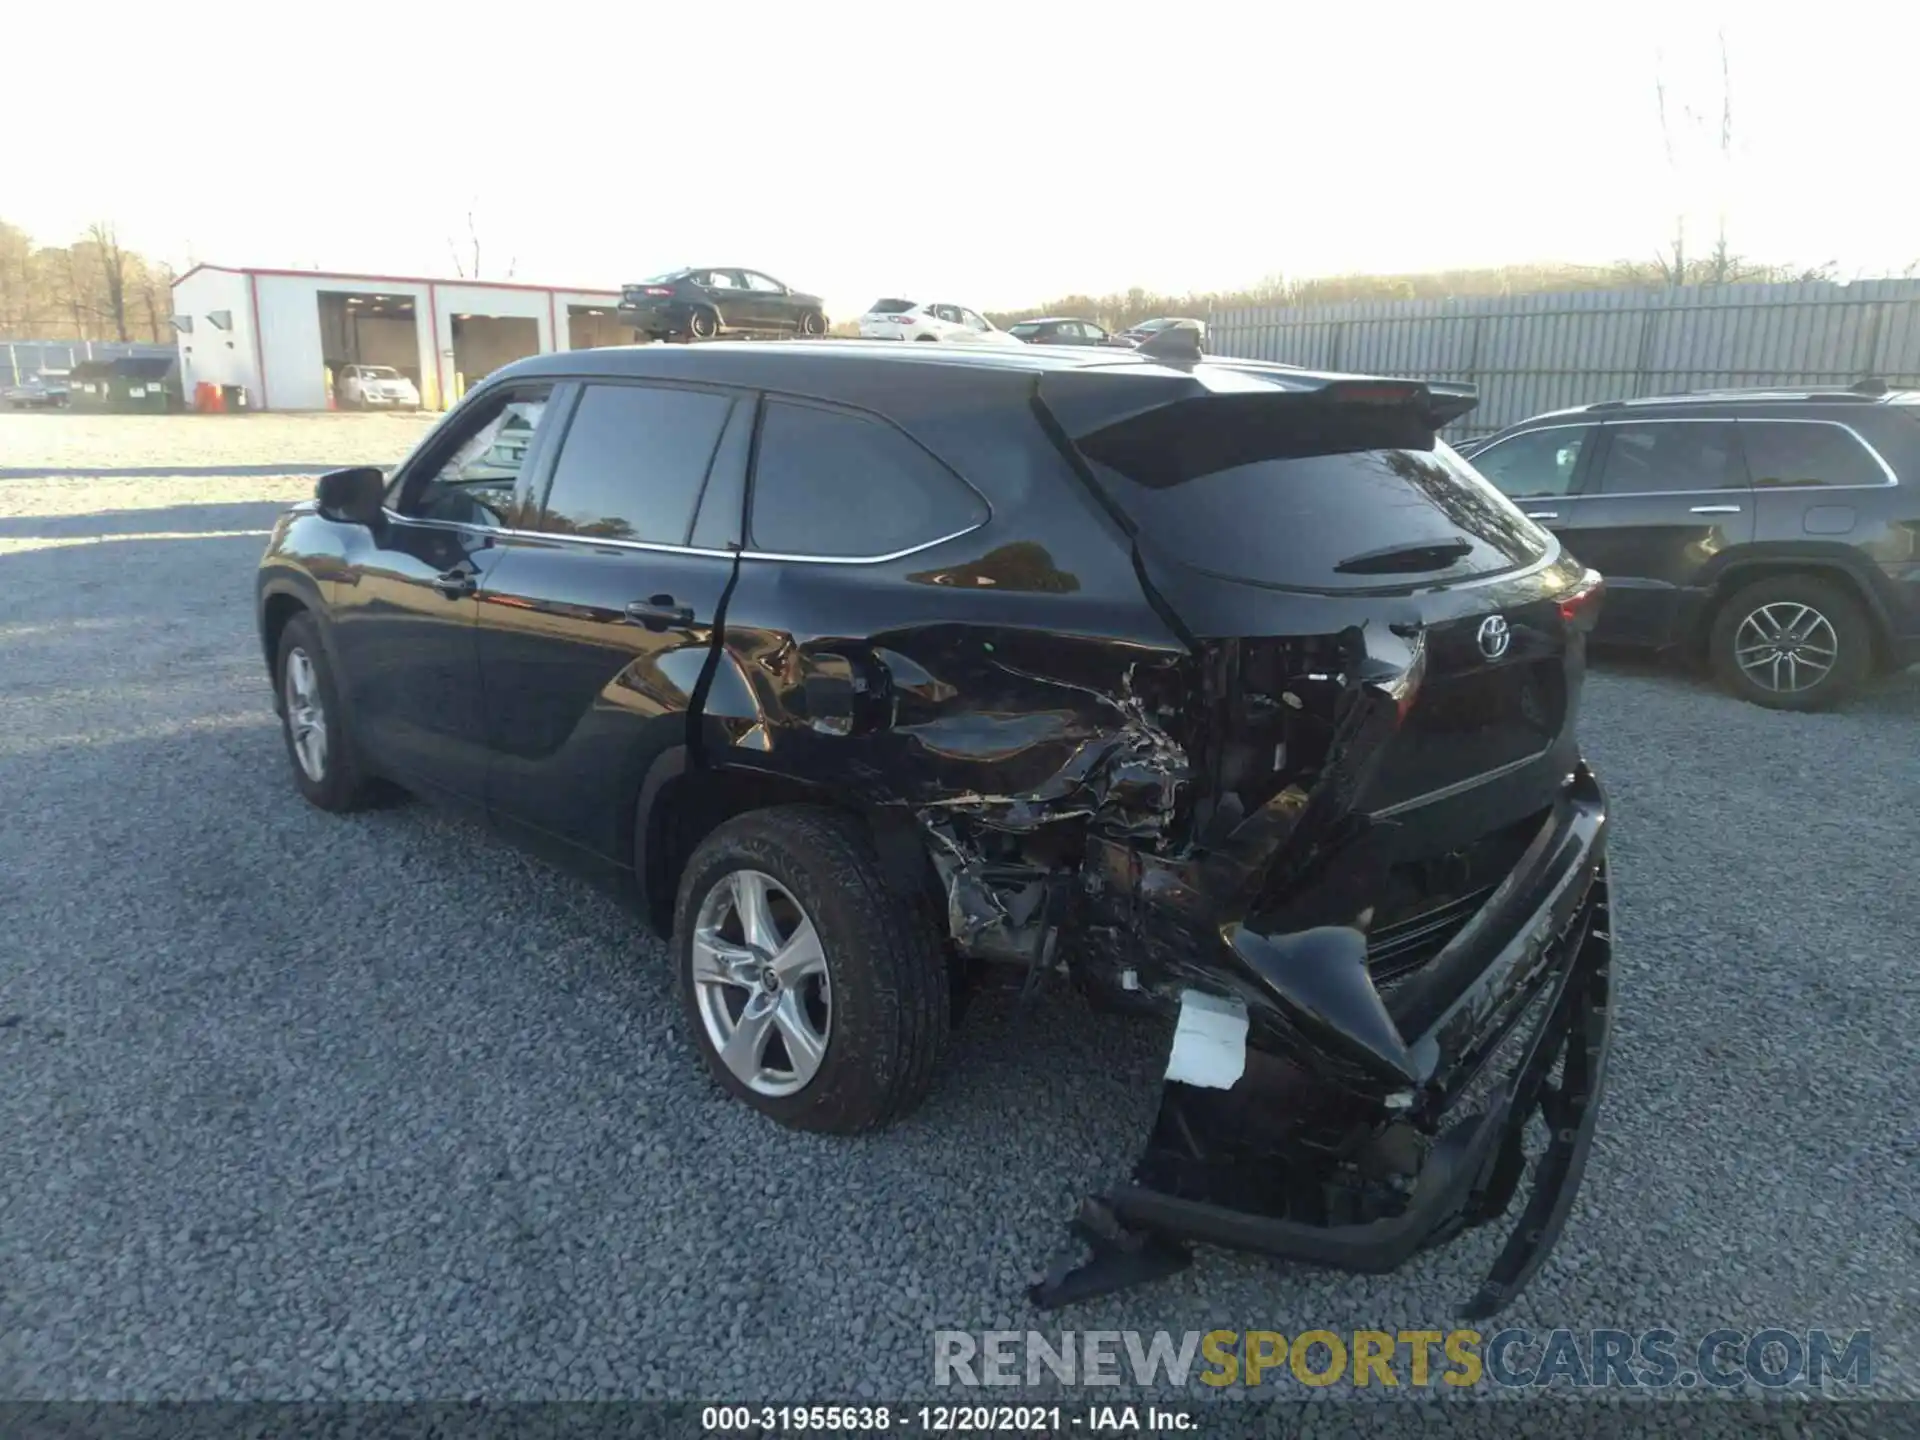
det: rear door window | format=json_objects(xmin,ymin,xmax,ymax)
[
  {"xmin": 1470, "ymin": 425, "xmax": 1596, "ymax": 498},
  {"xmin": 748, "ymin": 399, "xmax": 987, "ymax": 557},
  {"xmin": 1085, "ymin": 439, "xmax": 1549, "ymax": 592},
  {"xmin": 532, "ymin": 383, "xmax": 734, "ymax": 543},
  {"xmin": 1595, "ymin": 421, "xmax": 1742, "ymax": 494},
  {"xmin": 1738, "ymin": 420, "xmax": 1890, "ymax": 488}
]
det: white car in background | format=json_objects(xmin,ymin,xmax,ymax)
[
  {"xmin": 857, "ymin": 299, "xmax": 1023, "ymax": 345},
  {"xmin": 336, "ymin": 364, "xmax": 422, "ymax": 410}
]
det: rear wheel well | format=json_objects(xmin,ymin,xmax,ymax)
[
  {"xmin": 638, "ymin": 767, "xmax": 937, "ymax": 938},
  {"xmin": 1701, "ymin": 563, "xmax": 1891, "ymax": 669}
]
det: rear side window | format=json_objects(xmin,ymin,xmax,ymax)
[
  {"xmin": 534, "ymin": 383, "xmax": 733, "ymax": 543},
  {"xmin": 748, "ymin": 400, "xmax": 987, "ymax": 557},
  {"xmin": 1471, "ymin": 425, "xmax": 1596, "ymax": 498},
  {"xmin": 1739, "ymin": 420, "xmax": 1889, "ymax": 487},
  {"xmin": 1596, "ymin": 421, "xmax": 1742, "ymax": 493},
  {"xmin": 1087, "ymin": 443, "xmax": 1550, "ymax": 592},
  {"xmin": 1009, "ymin": 322, "xmax": 1044, "ymax": 338}
]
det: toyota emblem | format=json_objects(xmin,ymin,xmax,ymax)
[{"xmin": 1477, "ymin": 615, "xmax": 1512, "ymax": 660}]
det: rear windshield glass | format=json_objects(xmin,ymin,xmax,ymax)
[
  {"xmin": 1090, "ymin": 443, "xmax": 1551, "ymax": 592},
  {"xmin": 1008, "ymin": 322, "xmax": 1044, "ymax": 337},
  {"xmin": 867, "ymin": 298, "xmax": 916, "ymax": 314}
]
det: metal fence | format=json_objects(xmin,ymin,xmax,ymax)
[
  {"xmin": 1207, "ymin": 279, "xmax": 1920, "ymax": 438},
  {"xmin": 2, "ymin": 339, "xmax": 174, "ymax": 386}
]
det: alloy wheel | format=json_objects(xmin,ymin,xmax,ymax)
[
  {"xmin": 1733, "ymin": 601, "xmax": 1838, "ymax": 694},
  {"xmin": 282, "ymin": 646, "xmax": 329, "ymax": 781},
  {"xmin": 690, "ymin": 869, "xmax": 832, "ymax": 1097}
]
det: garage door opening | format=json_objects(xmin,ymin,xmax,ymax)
[
  {"xmin": 450, "ymin": 314, "xmax": 540, "ymax": 399},
  {"xmin": 317, "ymin": 291, "xmax": 421, "ymax": 407},
  {"xmin": 568, "ymin": 305, "xmax": 630, "ymax": 349}
]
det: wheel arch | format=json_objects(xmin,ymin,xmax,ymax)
[
  {"xmin": 1696, "ymin": 548, "xmax": 1897, "ymax": 669},
  {"xmin": 632, "ymin": 753, "xmax": 938, "ymax": 939},
  {"xmin": 258, "ymin": 575, "xmax": 330, "ymax": 687}
]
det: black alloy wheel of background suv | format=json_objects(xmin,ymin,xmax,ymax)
[{"xmin": 1462, "ymin": 381, "xmax": 1920, "ymax": 710}]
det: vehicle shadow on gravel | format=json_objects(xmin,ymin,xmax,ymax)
[
  {"xmin": 0, "ymin": 502, "xmax": 290, "ymax": 541},
  {"xmin": 1588, "ymin": 643, "xmax": 1920, "ymax": 718}
]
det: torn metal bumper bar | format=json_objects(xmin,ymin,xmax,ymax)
[{"xmin": 1032, "ymin": 773, "xmax": 1613, "ymax": 1319}]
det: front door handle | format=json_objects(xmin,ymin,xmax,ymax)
[
  {"xmin": 430, "ymin": 568, "xmax": 477, "ymax": 598},
  {"xmin": 1689, "ymin": 505, "xmax": 1743, "ymax": 515},
  {"xmin": 624, "ymin": 595, "xmax": 697, "ymax": 631},
  {"xmin": 1524, "ymin": 510, "xmax": 1559, "ymax": 520}
]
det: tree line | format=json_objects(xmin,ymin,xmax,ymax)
[
  {"xmin": 981, "ymin": 255, "xmax": 1847, "ymax": 334},
  {"xmin": 0, "ymin": 220, "xmax": 176, "ymax": 344}
]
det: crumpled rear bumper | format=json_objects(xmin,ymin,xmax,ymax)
[{"xmin": 1033, "ymin": 766, "xmax": 1614, "ymax": 1319}]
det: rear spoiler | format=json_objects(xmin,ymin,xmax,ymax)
[{"xmin": 1056, "ymin": 376, "xmax": 1483, "ymax": 488}]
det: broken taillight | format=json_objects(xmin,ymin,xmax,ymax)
[{"xmin": 1558, "ymin": 571, "xmax": 1606, "ymax": 632}]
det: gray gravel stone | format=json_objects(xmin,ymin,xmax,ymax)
[{"xmin": 1, "ymin": 415, "xmax": 1915, "ymax": 1423}]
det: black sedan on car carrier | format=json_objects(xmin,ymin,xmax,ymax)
[
  {"xmin": 617, "ymin": 267, "xmax": 829, "ymax": 343},
  {"xmin": 256, "ymin": 327, "xmax": 1615, "ymax": 1317}
]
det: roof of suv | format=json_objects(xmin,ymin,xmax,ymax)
[
  {"xmin": 498, "ymin": 337, "xmax": 1319, "ymax": 389},
  {"xmin": 1512, "ymin": 382, "xmax": 1920, "ymax": 427}
]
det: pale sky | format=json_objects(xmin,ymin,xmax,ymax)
[{"xmin": 11, "ymin": 0, "xmax": 1919, "ymax": 322}]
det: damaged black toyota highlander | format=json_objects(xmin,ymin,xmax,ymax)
[{"xmin": 258, "ymin": 328, "xmax": 1614, "ymax": 1319}]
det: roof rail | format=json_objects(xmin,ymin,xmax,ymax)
[{"xmin": 1852, "ymin": 376, "xmax": 1889, "ymax": 397}]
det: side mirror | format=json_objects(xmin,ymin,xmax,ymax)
[{"xmin": 315, "ymin": 466, "xmax": 386, "ymax": 528}]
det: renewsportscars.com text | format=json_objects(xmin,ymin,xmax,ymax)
[{"xmin": 933, "ymin": 1328, "xmax": 1873, "ymax": 1391}]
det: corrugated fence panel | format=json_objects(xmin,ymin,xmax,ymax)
[
  {"xmin": 2, "ymin": 339, "xmax": 172, "ymax": 384},
  {"xmin": 1208, "ymin": 281, "xmax": 1920, "ymax": 438}
]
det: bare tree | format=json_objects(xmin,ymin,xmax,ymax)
[
  {"xmin": 448, "ymin": 206, "xmax": 482, "ymax": 279},
  {"xmin": 1652, "ymin": 61, "xmax": 1686, "ymax": 286},
  {"xmin": 87, "ymin": 222, "xmax": 132, "ymax": 341}
]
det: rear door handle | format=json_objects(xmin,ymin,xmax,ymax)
[
  {"xmin": 1689, "ymin": 505, "xmax": 1743, "ymax": 515},
  {"xmin": 624, "ymin": 595, "xmax": 697, "ymax": 631},
  {"xmin": 1524, "ymin": 510, "xmax": 1559, "ymax": 520},
  {"xmin": 430, "ymin": 568, "xmax": 477, "ymax": 598}
]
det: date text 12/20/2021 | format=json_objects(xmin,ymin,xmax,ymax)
[{"xmin": 702, "ymin": 1404, "xmax": 1196, "ymax": 1433}]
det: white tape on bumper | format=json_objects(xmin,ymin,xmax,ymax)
[{"xmin": 1164, "ymin": 989, "xmax": 1250, "ymax": 1090}]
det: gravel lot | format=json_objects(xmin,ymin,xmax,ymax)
[{"xmin": 2, "ymin": 414, "xmax": 1916, "ymax": 1422}]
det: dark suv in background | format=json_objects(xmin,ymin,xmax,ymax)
[{"xmin": 1463, "ymin": 382, "xmax": 1920, "ymax": 709}]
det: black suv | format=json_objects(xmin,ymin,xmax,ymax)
[
  {"xmin": 1462, "ymin": 382, "xmax": 1920, "ymax": 709},
  {"xmin": 617, "ymin": 268, "xmax": 828, "ymax": 343},
  {"xmin": 257, "ymin": 337, "xmax": 1613, "ymax": 1316}
]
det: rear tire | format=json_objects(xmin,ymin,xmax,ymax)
[
  {"xmin": 914, "ymin": 334, "xmax": 938, "ymax": 342},
  {"xmin": 1708, "ymin": 574, "xmax": 1872, "ymax": 711},
  {"xmin": 689, "ymin": 308, "xmax": 720, "ymax": 341},
  {"xmin": 276, "ymin": 612, "xmax": 377, "ymax": 811},
  {"xmin": 673, "ymin": 806, "xmax": 949, "ymax": 1134},
  {"xmin": 800, "ymin": 310, "xmax": 827, "ymax": 337}
]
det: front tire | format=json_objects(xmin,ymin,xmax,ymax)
[
  {"xmin": 276, "ymin": 612, "xmax": 376, "ymax": 811},
  {"xmin": 673, "ymin": 806, "xmax": 949, "ymax": 1134},
  {"xmin": 914, "ymin": 334, "xmax": 939, "ymax": 342},
  {"xmin": 1708, "ymin": 574, "xmax": 1872, "ymax": 711}
]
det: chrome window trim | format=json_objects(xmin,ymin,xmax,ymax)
[
  {"xmin": 1477, "ymin": 415, "xmax": 1900, "ymax": 495},
  {"xmin": 381, "ymin": 510, "xmax": 985, "ymax": 565},
  {"xmin": 1465, "ymin": 421, "xmax": 1599, "ymax": 500},
  {"xmin": 1728, "ymin": 416, "xmax": 1900, "ymax": 489}
]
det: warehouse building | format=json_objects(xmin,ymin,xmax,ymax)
[{"xmin": 169, "ymin": 265, "xmax": 626, "ymax": 411}]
